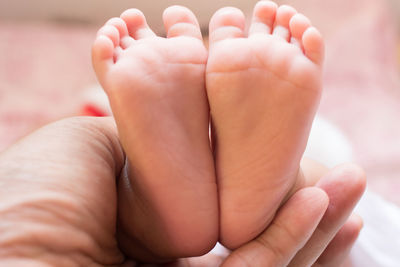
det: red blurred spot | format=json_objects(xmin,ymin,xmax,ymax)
[{"xmin": 80, "ymin": 104, "xmax": 107, "ymax": 117}]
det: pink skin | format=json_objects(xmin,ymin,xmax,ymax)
[
  {"xmin": 0, "ymin": 117, "xmax": 365, "ymax": 266},
  {"xmin": 92, "ymin": 0, "xmax": 356, "ymax": 262},
  {"xmin": 92, "ymin": 6, "xmax": 218, "ymax": 261},
  {"xmin": 206, "ymin": 1, "xmax": 325, "ymax": 249}
]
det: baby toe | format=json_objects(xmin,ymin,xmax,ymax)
[
  {"xmin": 249, "ymin": 0, "xmax": 278, "ymax": 36},
  {"xmin": 120, "ymin": 8, "xmax": 156, "ymax": 40},
  {"xmin": 272, "ymin": 5, "xmax": 297, "ymax": 41},
  {"xmin": 302, "ymin": 27, "xmax": 325, "ymax": 65},
  {"xmin": 163, "ymin": 6, "xmax": 203, "ymax": 40},
  {"xmin": 289, "ymin": 13, "xmax": 312, "ymax": 50},
  {"xmin": 209, "ymin": 7, "xmax": 246, "ymax": 46}
]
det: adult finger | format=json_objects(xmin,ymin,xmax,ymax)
[
  {"xmin": 221, "ymin": 187, "xmax": 329, "ymax": 267},
  {"xmin": 313, "ymin": 214, "xmax": 363, "ymax": 267},
  {"xmin": 289, "ymin": 164, "xmax": 366, "ymax": 266}
]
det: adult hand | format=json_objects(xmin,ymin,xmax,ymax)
[{"xmin": 0, "ymin": 117, "xmax": 365, "ymax": 266}]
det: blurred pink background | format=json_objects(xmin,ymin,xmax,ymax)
[{"xmin": 0, "ymin": 0, "xmax": 399, "ymax": 205}]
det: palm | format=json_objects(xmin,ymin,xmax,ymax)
[{"xmin": 0, "ymin": 118, "xmax": 125, "ymax": 266}]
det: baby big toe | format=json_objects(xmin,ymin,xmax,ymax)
[
  {"xmin": 163, "ymin": 6, "xmax": 203, "ymax": 40},
  {"xmin": 209, "ymin": 7, "xmax": 246, "ymax": 45}
]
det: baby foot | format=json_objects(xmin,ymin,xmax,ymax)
[
  {"xmin": 207, "ymin": 1, "xmax": 324, "ymax": 249},
  {"xmin": 92, "ymin": 6, "xmax": 218, "ymax": 261}
]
